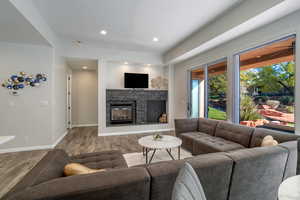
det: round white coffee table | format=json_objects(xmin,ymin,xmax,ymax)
[
  {"xmin": 138, "ymin": 135, "xmax": 182, "ymax": 164},
  {"xmin": 278, "ymin": 175, "xmax": 300, "ymax": 200}
]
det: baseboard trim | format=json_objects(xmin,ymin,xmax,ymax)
[
  {"xmin": 0, "ymin": 130, "xmax": 69, "ymax": 154},
  {"xmin": 52, "ymin": 130, "xmax": 69, "ymax": 148},
  {"xmin": 72, "ymin": 124, "xmax": 98, "ymax": 128},
  {"xmin": 0, "ymin": 145, "xmax": 53, "ymax": 154},
  {"xmin": 99, "ymin": 128, "xmax": 174, "ymax": 136}
]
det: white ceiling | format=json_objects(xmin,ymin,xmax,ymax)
[
  {"xmin": 0, "ymin": 0, "xmax": 50, "ymax": 45},
  {"xmin": 32, "ymin": 0, "xmax": 242, "ymax": 53}
]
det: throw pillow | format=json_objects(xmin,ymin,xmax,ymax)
[
  {"xmin": 172, "ymin": 162, "xmax": 207, "ymax": 200},
  {"xmin": 261, "ymin": 135, "xmax": 278, "ymax": 147},
  {"xmin": 64, "ymin": 163, "xmax": 106, "ymax": 176}
]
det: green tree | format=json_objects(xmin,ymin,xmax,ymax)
[
  {"xmin": 208, "ymin": 74, "xmax": 227, "ymax": 98},
  {"xmin": 241, "ymin": 62, "xmax": 295, "ymax": 95}
]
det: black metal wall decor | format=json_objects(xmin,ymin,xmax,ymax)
[{"xmin": 1, "ymin": 72, "xmax": 47, "ymax": 95}]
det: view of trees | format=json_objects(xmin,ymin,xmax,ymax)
[
  {"xmin": 240, "ymin": 62, "xmax": 295, "ymax": 96},
  {"xmin": 208, "ymin": 73, "xmax": 227, "ymax": 98},
  {"xmin": 239, "ymin": 61, "xmax": 295, "ymax": 125},
  {"xmin": 207, "ymin": 61, "xmax": 295, "ymax": 123}
]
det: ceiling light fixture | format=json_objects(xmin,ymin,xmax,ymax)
[
  {"xmin": 82, "ymin": 66, "xmax": 88, "ymax": 70},
  {"xmin": 153, "ymin": 37, "xmax": 159, "ymax": 42},
  {"xmin": 146, "ymin": 64, "xmax": 151, "ymax": 66},
  {"xmin": 124, "ymin": 62, "xmax": 128, "ymax": 65},
  {"xmin": 100, "ymin": 30, "xmax": 107, "ymax": 35}
]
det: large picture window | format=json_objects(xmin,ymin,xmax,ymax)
[{"xmin": 238, "ymin": 35, "xmax": 295, "ymax": 132}]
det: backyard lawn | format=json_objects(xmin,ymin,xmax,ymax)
[{"xmin": 208, "ymin": 106, "xmax": 226, "ymax": 120}]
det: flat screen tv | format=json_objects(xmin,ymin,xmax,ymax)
[{"xmin": 124, "ymin": 73, "xmax": 149, "ymax": 88}]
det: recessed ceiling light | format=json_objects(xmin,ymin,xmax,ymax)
[
  {"xmin": 124, "ymin": 62, "xmax": 128, "ymax": 65},
  {"xmin": 82, "ymin": 66, "xmax": 88, "ymax": 70},
  {"xmin": 153, "ymin": 37, "xmax": 159, "ymax": 42},
  {"xmin": 100, "ymin": 30, "xmax": 107, "ymax": 35},
  {"xmin": 146, "ymin": 64, "xmax": 151, "ymax": 66}
]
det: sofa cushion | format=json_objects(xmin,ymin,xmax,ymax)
[
  {"xmin": 175, "ymin": 118, "xmax": 199, "ymax": 138},
  {"xmin": 7, "ymin": 167, "xmax": 151, "ymax": 200},
  {"xmin": 147, "ymin": 153, "xmax": 233, "ymax": 200},
  {"xmin": 225, "ymin": 146, "xmax": 288, "ymax": 200},
  {"xmin": 215, "ymin": 121, "xmax": 254, "ymax": 147},
  {"xmin": 34, "ymin": 149, "xmax": 70, "ymax": 185},
  {"xmin": 71, "ymin": 150, "xmax": 128, "ymax": 169},
  {"xmin": 198, "ymin": 118, "xmax": 219, "ymax": 136},
  {"xmin": 278, "ymin": 141, "xmax": 298, "ymax": 180},
  {"xmin": 193, "ymin": 136, "xmax": 245, "ymax": 154},
  {"xmin": 250, "ymin": 128, "xmax": 300, "ymax": 148},
  {"xmin": 3, "ymin": 149, "xmax": 70, "ymax": 199},
  {"xmin": 181, "ymin": 132, "xmax": 212, "ymax": 153}
]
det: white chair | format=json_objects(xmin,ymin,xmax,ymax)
[{"xmin": 172, "ymin": 162, "xmax": 207, "ymax": 200}]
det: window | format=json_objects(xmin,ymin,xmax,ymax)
[{"xmin": 238, "ymin": 35, "xmax": 295, "ymax": 132}]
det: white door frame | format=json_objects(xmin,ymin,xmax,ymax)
[{"xmin": 67, "ymin": 74, "xmax": 72, "ymax": 129}]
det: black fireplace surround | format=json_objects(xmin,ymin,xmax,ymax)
[{"xmin": 106, "ymin": 89, "xmax": 168, "ymax": 126}]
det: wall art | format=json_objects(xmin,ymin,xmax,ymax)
[{"xmin": 1, "ymin": 72, "xmax": 47, "ymax": 95}]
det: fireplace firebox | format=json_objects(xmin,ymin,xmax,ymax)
[{"xmin": 110, "ymin": 104, "xmax": 133, "ymax": 124}]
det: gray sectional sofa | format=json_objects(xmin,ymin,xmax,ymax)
[
  {"xmin": 175, "ymin": 118, "xmax": 300, "ymax": 157},
  {"xmin": 3, "ymin": 118, "xmax": 299, "ymax": 200}
]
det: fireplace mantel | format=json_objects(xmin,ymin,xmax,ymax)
[{"xmin": 106, "ymin": 89, "xmax": 168, "ymax": 126}]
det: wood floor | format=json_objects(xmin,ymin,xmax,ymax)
[{"xmin": 0, "ymin": 127, "xmax": 174, "ymax": 198}]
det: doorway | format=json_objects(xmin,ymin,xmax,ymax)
[{"xmin": 66, "ymin": 58, "xmax": 98, "ymax": 128}]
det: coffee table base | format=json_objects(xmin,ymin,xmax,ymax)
[{"xmin": 143, "ymin": 147, "xmax": 181, "ymax": 164}]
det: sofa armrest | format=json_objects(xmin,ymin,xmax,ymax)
[
  {"xmin": 174, "ymin": 118, "xmax": 198, "ymax": 137},
  {"xmin": 7, "ymin": 167, "xmax": 150, "ymax": 200}
]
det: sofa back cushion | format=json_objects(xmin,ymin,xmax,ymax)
[
  {"xmin": 147, "ymin": 153, "xmax": 233, "ymax": 200},
  {"xmin": 198, "ymin": 118, "xmax": 219, "ymax": 136},
  {"xmin": 4, "ymin": 149, "xmax": 70, "ymax": 199},
  {"xmin": 33, "ymin": 149, "xmax": 70, "ymax": 185},
  {"xmin": 250, "ymin": 128, "xmax": 300, "ymax": 147},
  {"xmin": 6, "ymin": 167, "xmax": 151, "ymax": 200},
  {"xmin": 278, "ymin": 141, "xmax": 298, "ymax": 179},
  {"xmin": 174, "ymin": 118, "xmax": 199, "ymax": 137},
  {"xmin": 225, "ymin": 146, "xmax": 288, "ymax": 200},
  {"xmin": 215, "ymin": 122, "xmax": 254, "ymax": 147}
]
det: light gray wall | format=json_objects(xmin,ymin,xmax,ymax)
[
  {"xmin": 173, "ymin": 10, "xmax": 300, "ymax": 133},
  {"xmin": 0, "ymin": 42, "xmax": 53, "ymax": 150},
  {"xmin": 106, "ymin": 62, "xmax": 167, "ymax": 89},
  {"xmin": 71, "ymin": 69, "xmax": 98, "ymax": 126},
  {"xmin": 52, "ymin": 53, "xmax": 69, "ymax": 142}
]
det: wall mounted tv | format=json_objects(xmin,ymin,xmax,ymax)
[{"xmin": 124, "ymin": 73, "xmax": 149, "ymax": 88}]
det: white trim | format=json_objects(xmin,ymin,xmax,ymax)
[
  {"xmin": 0, "ymin": 136, "xmax": 15, "ymax": 145},
  {"xmin": 67, "ymin": 74, "xmax": 72, "ymax": 129},
  {"xmin": 52, "ymin": 130, "xmax": 68, "ymax": 147},
  {"xmin": 99, "ymin": 128, "xmax": 174, "ymax": 136},
  {"xmin": 72, "ymin": 124, "xmax": 98, "ymax": 128},
  {"xmin": 0, "ymin": 145, "xmax": 53, "ymax": 154},
  {"xmin": 0, "ymin": 131, "xmax": 69, "ymax": 154}
]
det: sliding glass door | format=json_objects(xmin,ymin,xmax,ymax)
[
  {"xmin": 190, "ymin": 67, "xmax": 205, "ymax": 118},
  {"xmin": 189, "ymin": 58, "xmax": 227, "ymax": 120}
]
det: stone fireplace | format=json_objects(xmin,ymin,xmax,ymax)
[{"xmin": 106, "ymin": 89, "xmax": 168, "ymax": 126}]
